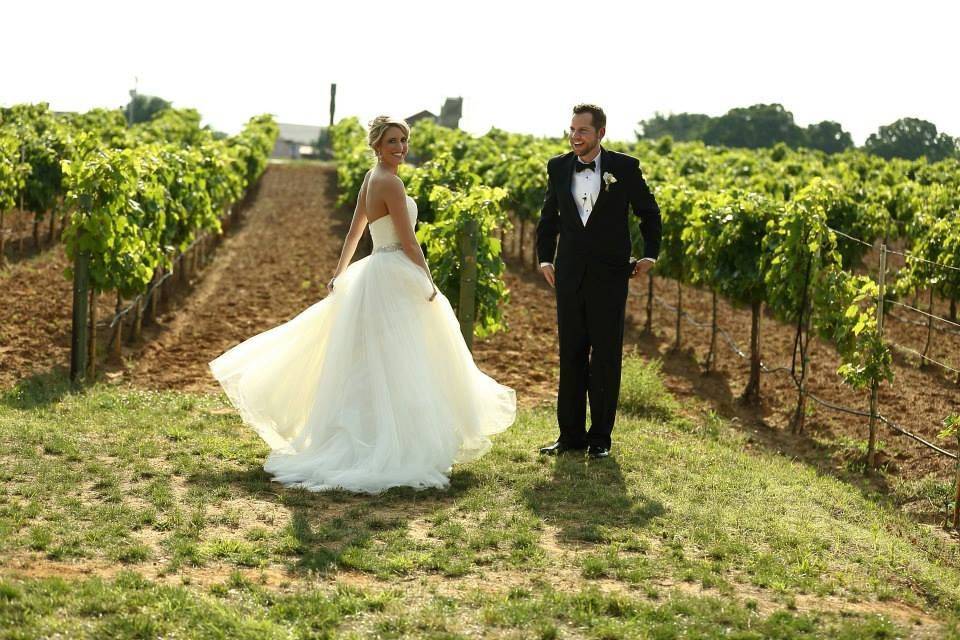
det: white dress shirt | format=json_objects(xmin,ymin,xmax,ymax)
[{"xmin": 572, "ymin": 152, "xmax": 602, "ymax": 226}]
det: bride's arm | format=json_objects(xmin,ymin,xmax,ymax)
[
  {"xmin": 382, "ymin": 176, "xmax": 438, "ymax": 300},
  {"xmin": 328, "ymin": 173, "xmax": 371, "ymax": 290}
]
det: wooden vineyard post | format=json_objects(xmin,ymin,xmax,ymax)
[
  {"xmin": 178, "ymin": 252, "xmax": 187, "ymax": 287},
  {"xmin": 70, "ymin": 250, "xmax": 91, "ymax": 383},
  {"xmin": 167, "ymin": 250, "xmax": 178, "ymax": 306},
  {"xmin": 0, "ymin": 209, "xmax": 6, "ymax": 268},
  {"xmin": 47, "ymin": 207, "xmax": 56, "ymax": 245},
  {"xmin": 17, "ymin": 168, "xmax": 25, "ymax": 254},
  {"xmin": 791, "ymin": 313, "xmax": 811, "ymax": 434},
  {"xmin": 922, "ymin": 288, "xmax": 934, "ymax": 367},
  {"xmin": 742, "ymin": 301, "xmax": 762, "ymax": 404},
  {"xmin": 17, "ymin": 146, "xmax": 25, "ymax": 254},
  {"xmin": 154, "ymin": 272, "xmax": 162, "ymax": 319},
  {"xmin": 867, "ymin": 244, "xmax": 887, "ymax": 471},
  {"xmin": 518, "ymin": 219, "xmax": 526, "ymax": 264},
  {"xmin": 790, "ymin": 255, "xmax": 814, "ymax": 435},
  {"xmin": 131, "ymin": 295, "xmax": 144, "ymax": 342},
  {"xmin": 162, "ymin": 266, "xmax": 173, "ymax": 311},
  {"xmin": 87, "ymin": 288, "xmax": 97, "ymax": 380},
  {"xmin": 704, "ymin": 290, "xmax": 718, "ymax": 373},
  {"xmin": 148, "ymin": 268, "xmax": 161, "ymax": 324},
  {"xmin": 185, "ymin": 245, "xmax": 193, "ymax": 281},
  {"xmin": 110, "ymin": 293, "xmax": 123, "ymax": 363},
  {"xmin": 673, "ymin": 280, "xmax": 682, "ymax": 351},
  {"xmin": 458, "ymin": 218, "xmax": 479, "ymax": 352}
]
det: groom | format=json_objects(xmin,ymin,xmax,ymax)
[{"xmin": 536, "ymin": 104, "xmax": 662, "ymax": 459}]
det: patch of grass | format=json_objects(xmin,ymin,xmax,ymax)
[
  {"xmin": 579, "ymin": 546, "xmax": 656, "ymax": 584},
  {"xmin": 1, "ymin": 358, "xmax": 960, "ymax": 637},
  {"xmin": 200, "ymin": 538, "xmax": 268, "ymax": 568},
  {"xmin": 891, "ymin": 472, "xmax": 954, "ymax": 520},
  {"xmin": 0, "ymin": 572, "xmax": 391, "ymax": 639},
  {"xmin": 616, "ymin": 357, "xmax": 678, "ymax": 421},
  {"xmin": 477, "ymin": 586, "xmax": 906, "ymax": 638}
]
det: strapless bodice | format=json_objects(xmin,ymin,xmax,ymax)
[{"xmin": 370, "ymin": 196, "xmax": 418, "ymax": 250}]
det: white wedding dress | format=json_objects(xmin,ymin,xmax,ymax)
[{"xmin": 208, "ymin": 195, "xmax": 516, "ymax": 493}]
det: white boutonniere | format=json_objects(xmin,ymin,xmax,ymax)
[{"xmin": 602, "ymin": 171, "xmax": 617, "ymax": 191}]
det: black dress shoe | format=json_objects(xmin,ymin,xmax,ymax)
[
  {"xmin": 539, "ymin": 441, "xmax": 586, "ymax": 455},
  {"xmin": 587, "ymin": 445, "xmax": 610, "ymax": 459}
]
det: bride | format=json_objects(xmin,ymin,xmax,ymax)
[{"xmin": 208, "ymin": 116, "xmax": 517, "ymax": 494}]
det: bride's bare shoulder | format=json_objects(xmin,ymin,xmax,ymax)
[{"xmin": 366, "ymin": 170, "xmax": 405, "ymax": 196}]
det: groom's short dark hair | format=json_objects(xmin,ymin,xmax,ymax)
[{"xmin": 573, "ymin": 104, "xmax": 606, "ymax": 131}]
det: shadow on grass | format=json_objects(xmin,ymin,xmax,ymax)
[
  {"xmin": 0, "ymin": 366, "xmax": 76, "ymax": 410},
  {"xmin": 186, "ymin": 464, "xmax": 481, "ymax": 576},
  {"xmin": 627, "ymin": 325, "xmax": 900, "ymax": 511},
  {"xmin": 522, "ymin": 455, "xmax": 665, "ymax": 544}
]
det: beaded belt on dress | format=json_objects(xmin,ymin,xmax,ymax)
[{"xmin": 373, "ymin": 242, "xmax": 403, "ymax": 253}]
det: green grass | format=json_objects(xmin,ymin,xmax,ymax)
[{"xmin": 1, "ymin": 358, "xmax": 959, "ymax": 638}]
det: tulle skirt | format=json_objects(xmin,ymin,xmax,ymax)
[{"xmin": 208, "ymin": 248, "xmax": 517, "ymax": 493}]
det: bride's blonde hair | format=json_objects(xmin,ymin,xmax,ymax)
[{"xmin": 367, "ymin": 116, "xmax": 410, "ymax": 155}]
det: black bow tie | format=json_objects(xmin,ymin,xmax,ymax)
[{"xmin": 574, "ymin": 159, "xmax": 596, "ymax": 172}]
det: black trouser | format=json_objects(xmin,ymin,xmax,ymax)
[{"xmin": 555, "ymin": 272, "xmax": 629, "ymax": 449}]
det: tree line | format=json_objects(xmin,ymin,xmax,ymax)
[{"xmin": 637, "ymin": 104, "xmax": 957, "ymax": 161}]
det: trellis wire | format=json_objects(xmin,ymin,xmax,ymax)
[
  {"xmin": 888, "ymin": 311, "xmax": 960, "ymax": 337},
  {"xmin": 887, "ymin": 298, "xmax": 960, "ymax": 331},
  {"xmin": 649, "ymin": 288, "xmax": 957, "ymax": 462},
  {"xmin": 888, "ymin": 341, "xmax": 960, "ymax": 376},
  {"xmin": 105, "ymin": 233, "xmax": 207, "ymax": 328}
]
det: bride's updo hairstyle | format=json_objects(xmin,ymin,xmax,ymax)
[{"xmin": 368, "ymin": 116, "xmax": 410, "ymax": 156}]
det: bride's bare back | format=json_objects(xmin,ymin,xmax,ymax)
[
  {"xmin": 363, "ymin": 168, "xmax": 402, "ymax": 226},
  {"xmin": 330, "ymin": 167, "xmax": 436, "ymax": 300}
]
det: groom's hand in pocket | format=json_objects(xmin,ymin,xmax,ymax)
[{"xmin": 540, "ymin": 264, "xmax": 555, "ymax": 288}]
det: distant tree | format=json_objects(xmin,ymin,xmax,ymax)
[
  {"xmin": 864, "ymin": 117, "xmax": 957, "ymax": 161},
  {"xmin": 803, "ymin": 121, "xmax": 854, "ymax": 153},
  {"xmin": 125, "ymin": 94, "xmax": 171, "ymax": 125},
  {"xmin": 703, "ymin": 103, "xmax": 804, "ymax": 149},
  {"xmin": 636, "ymin": 112, "xmax": 712, "ymax": 141}
]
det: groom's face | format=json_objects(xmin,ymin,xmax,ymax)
[{"xmin": 569, "ymin": 113, "xmax": 604, "ymax": 159}]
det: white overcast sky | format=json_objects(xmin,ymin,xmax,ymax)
[{"xmin": 3, "ymin": 0, "xmax": 957, "ymax": 145}]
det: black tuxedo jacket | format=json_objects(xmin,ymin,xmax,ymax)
[{"xmin": 536, "ymin": 146, "xmax": 661, "ymax": 291}]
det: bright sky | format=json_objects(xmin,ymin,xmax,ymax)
[{"xmin": 3, "ymin": 0, "xmax": 957, "ymax": 145}]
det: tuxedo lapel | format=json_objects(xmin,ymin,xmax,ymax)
[{"xmin": 560, "ymin": 153, "xmax": 583, "ymax": 228}]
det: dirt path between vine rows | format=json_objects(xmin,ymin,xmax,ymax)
[{"xmin": 113, "ymin": 163, "xmax": 559, "ymax": 406}]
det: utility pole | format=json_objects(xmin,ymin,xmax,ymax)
[
  {"xmin": 127, "ymin": 76, "xmax": 138, "ymax": 126},
  {"xmin": 329, "ymin": 83, "xmax": 336, "ymax": 127}
]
